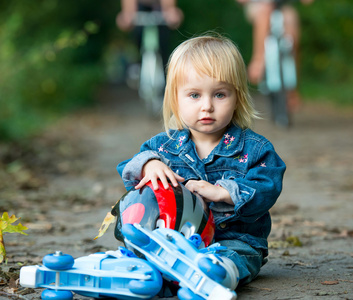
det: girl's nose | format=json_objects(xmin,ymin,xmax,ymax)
[{"xmin": 201, "ymin": 97, "xmax": 214, "ymax": 112}]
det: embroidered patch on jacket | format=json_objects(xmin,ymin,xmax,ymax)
[
  {"xmin": 224, "ymin": 133, "xmax": 235, "ymax": 149},
  {"xmin": 260, "ymin": 162, "xmax": 267, "ymax": 167},
  {"xmin": 234, "ymin": 154, "xmax": 248, "ymax": 163},
  {"xmin": 158, "ymin": 145, "xmax": 168, "ymax": 153},
  {"xmin": 176, "ymin": 136, "xmax": 186, "ymax": 149}
]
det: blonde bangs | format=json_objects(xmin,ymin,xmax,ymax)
[{"xmin": 184, "ymin": 38, "xmax": 240, "ymax": 89}]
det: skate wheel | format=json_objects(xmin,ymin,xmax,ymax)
[
  {"xmin": 118, "ymin": 246, "xmax": 137, "ymax": 258},
  {"xmin": 188, "ymin": 234, "xmax": 202, "ymax": 248},
  {"xmin": 41, "ymin": 289, "xmax": 73, "ymax": 300},
  {"xmin": 43, "ymin": 252, "xmax": 74, "ymax": 270},
  {"xmin": 128, "ymin": 278, "xmax": 163, "ymax": 296},
  {"xmin": 122, "ymin": 224, "xmax": 150, "ymax": 247},
  {"xmin": 177, "ymin": 287, "xmax": 204, "ymax": 300},
  {"xmin": 198, "ymin": 257, "xmax": 226, "ymax": 283}
]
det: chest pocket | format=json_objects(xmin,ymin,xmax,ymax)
[{"xmin": 206, "ymin": 156, "xmax": 247, "ymax": 180}]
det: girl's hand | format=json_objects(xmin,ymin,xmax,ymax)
[
  {"xmin": 185, "ymin": 180, "xmax": 234, "ymax": 205},
  {"xmin": 116, "ymin": 11, "xmax": 135, "ymax": 31},
  {"xmin": 162, "ymin": 7, "xmax": 184, "ymax": 29},
  {"xmin": 135, "ymin": 160, "xmax": 185, "ymax": 190}
]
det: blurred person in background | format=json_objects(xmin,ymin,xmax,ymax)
[
  {"xmin": 236, "ymin": 0, "xmax": 314, "ymax": 111},
  {"xmin": 116, "ymin": 0, "xmax": 183, "ymax": 68}
]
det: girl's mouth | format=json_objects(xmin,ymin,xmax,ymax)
[{"xmin": 200, "ymin": 118, "xmax": 215, "ymax": 124}]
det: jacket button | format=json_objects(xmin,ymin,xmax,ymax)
[{"xmin": 220, "ymin": 223, "xmax": 226, "ymax": 229}]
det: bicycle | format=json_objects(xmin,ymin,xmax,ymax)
[
  {"xmin": 254, "ymin": 0, "xmax": 298, "ymax": 127},
  {"xmin": 134, "ymin": 11, "xmax": 166, "ymax": 116}
]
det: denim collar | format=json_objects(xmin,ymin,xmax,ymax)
[{"xmin": 163, "ymin": 124, "xmax": 245, "ymax": 161}]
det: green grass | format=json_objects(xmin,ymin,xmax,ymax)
[{"xmin": 300, "ymin": 78, "xmax": 353, "ymax": 107}]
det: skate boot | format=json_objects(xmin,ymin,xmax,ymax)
[
  {"xmin": 122, "ymin": 223, "xmax": 239, "ymax": 300},
  {"xmin": 20, "ymin": 247, "xmax": 163, "ymax": 300}
]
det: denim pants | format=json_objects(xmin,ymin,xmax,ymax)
[{"xmin": 217, "ymin": 239, "xmax": 264, "ymax": 287}]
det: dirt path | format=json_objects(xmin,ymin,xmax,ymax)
[{"xmin": 1, "ymin": 85, "xmax": 353, "ymax": 299}]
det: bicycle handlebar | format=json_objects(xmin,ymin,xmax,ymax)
[
  {"xmin": 247, "ymin": 0, "xmax": 299, "ymax": 9},
  {"xmin": 247, "ymin": 0, "xmax": 299, "ymax": 2},
  {"xmin": 134, "ymin": 11, "xmax": 167, "ymax": 27}
]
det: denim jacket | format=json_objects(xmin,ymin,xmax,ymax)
[{"xmin": 117, "ymin": 124, "xmax": 286, "ymax": 256}]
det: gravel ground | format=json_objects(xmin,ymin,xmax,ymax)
[{"xmin": 1, "ymin": 85, "xmax": 352, "ymax": 300}]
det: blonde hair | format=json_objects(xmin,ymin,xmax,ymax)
[{"xmin": 163, "ymin": 33, "xmax": 258, "ymax": 132}]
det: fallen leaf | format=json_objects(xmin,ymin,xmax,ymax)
[
  {"xmin": 9, "ymin": 277, "xmax": 18, "ymax": 289},
  {"xmin": 94, "ymin": 212, "xmax": 116, "ymax": 240},
  {"xmin": 3, "ymin": 287, "xmax": 17, "ymax": 294},
  {"xmin": 0, "ymin": 277, "xmax": 6, "ymax": 285},
  {"xmin": 17, "ymin": 287, "xmax": 35, "ymax": 295},
  {"xmin": 0, "ymin": 212, "xmax": 28, "ymax": 263},
  {"xmin": 339, "ymin": 229, "xmax": 353, "ymax": 238},
  {"xmin": 321, "ymin": 280, "xmax": 339, "ymax": 285},
  {"xmin": 286, "ymin": 236, "xmax": 302, "ymax": 247}
]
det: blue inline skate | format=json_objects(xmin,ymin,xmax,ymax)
[
  {"xmin": 122, "ymin": 223, "xmax": 239, "ymax": 300},
  {"xmin": 20, "ymin": 247, "xmax": 162, "ymax": 300}
]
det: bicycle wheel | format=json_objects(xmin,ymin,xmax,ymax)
[
  {"xmin": 149, "ymin": 51, "xmax": 165, "ymax": 114},
  {"xmin": 139, "ymin": 51, "xmax": 165, "ymax": 116},
  {"xmin": 270, "ymin": 90, "xmax": 290, "ymax": 127},
  {"xmin": 139, "ymin": 52, "xmax": 155, "ymax": 108},
  {"xmin": 265, "ymin": 35, "xmax": 291, "ymax": 128}
]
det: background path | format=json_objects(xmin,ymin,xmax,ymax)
[{"xmin": 2, "ymin": 85, "xmax": 353, "ymax": 299}]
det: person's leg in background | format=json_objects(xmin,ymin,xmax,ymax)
[{"xmin": 282, "ymin": 5, "xmax": 302, "ymax": 112}]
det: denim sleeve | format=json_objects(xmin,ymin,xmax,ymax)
[
  {"xmin": 215, "ymin": 142, "xmax": 286, "ymax": 223},
  {"xmin": 116, "ymin": 137, "xmax": 170, "ymax": 189}
]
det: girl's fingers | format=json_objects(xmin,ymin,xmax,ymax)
[
  {"xmin": 136, "ymin": 167, "xmax": 185, "ymax": 191},
  {"xmin": 164, "ymin": 170, "xmax": 178, "ymax": 187},
  {"xmin": 150, "ymin": 177, "xmax": 160, "ymax": 190},
  {"xmin": 175, "ymin": 173, "xmax": 185, "ymax": 182},
  {"xmin": 135, "ymin": 177, "xmax": 148, "ymax": 189},
  {"xmin": 159, "ymin": 175, "xmax": 170, "ymax": 189},
  {"xmin": 184, "ymin": 181, "xmax": 194, "ymax": 192},
  {"xmin": 158, "ymin": 171, "xmax": 175, "ymax": 189},
  {"xmin": 185, "ymin": 180, "xmax": 201, "ymax": 194},
  {"xmin": 164, "ymin": 170, "xmax": 184, "ymax": 186},
  {"xmin": 169, "ymin": 177, "xmax": 178, "ymax": 187}
]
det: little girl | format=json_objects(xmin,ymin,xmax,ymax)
[{"xmin": 117, "ymin": 34, "xmax": 286, "ymax": 290}]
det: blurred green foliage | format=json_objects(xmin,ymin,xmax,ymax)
[
  {"xmin": 0, "ymin": 0, "xmax": 120, "ymax": 140},
  {"xmin": 0, "ymin": 0, "xmax": 352, "ymax": 141},
  {"xmin": 298, "ymin": 0, "xmax": 353, "ymax": 104}
]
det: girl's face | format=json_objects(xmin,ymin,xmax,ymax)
[{"xmin": 177, "ymin": 62, "xmax": 237, "ymax": 141}]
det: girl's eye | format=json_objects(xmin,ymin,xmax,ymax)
[
  {"xmin": 190, "ymin": 93, "xmax": 200, "ymax": 99},
  {"xmin": 215, "ymin": 93, "xmax": 225, "ymax": 99}
]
